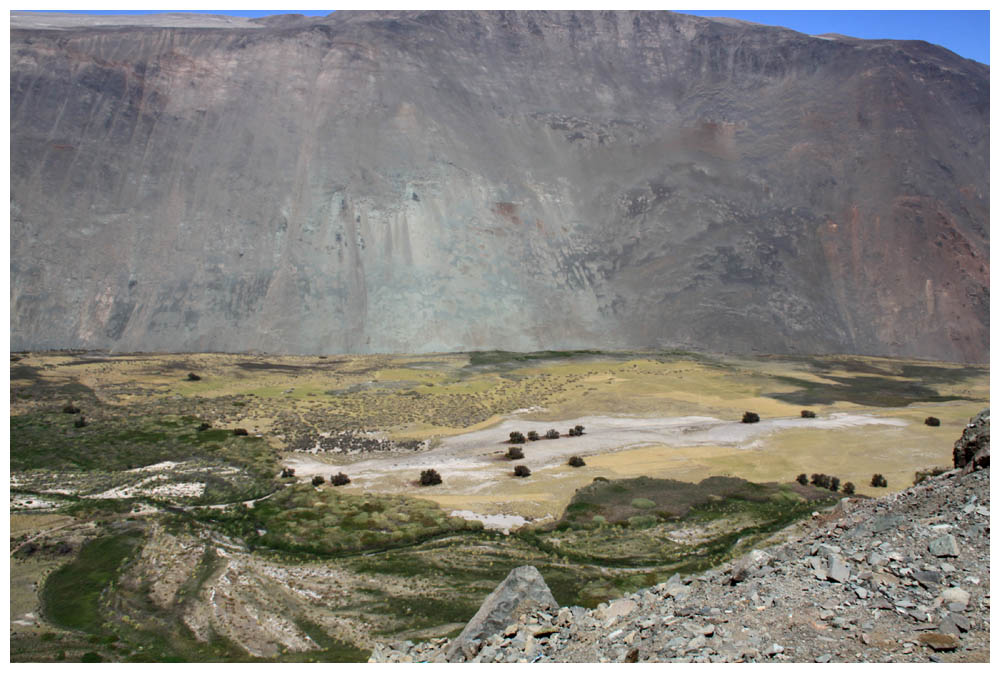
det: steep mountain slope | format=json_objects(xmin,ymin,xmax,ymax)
[{"xmin": 10, "ymin": 11, "xmax": 989, "ymax": 360}]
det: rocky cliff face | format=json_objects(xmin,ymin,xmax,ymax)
[{"xmin": 10, "ymin": 11, "xmax": 989, "ymax": 360}]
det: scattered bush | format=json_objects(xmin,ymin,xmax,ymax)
[
  {"xmin": 311, "ymin": 475, "xmax": 325, "ymax": 486},
  {"xmin": 842, "ymin": 482, "xmax": 855, "ymax": 495},
  {"xmin": 631, "ymin": 498, "xmax": 656, "ymax": 509},
  {"xmin": 509, "ymin": 431, "xmax": 526, "ymax": 444},
  {"xmin": 62, "ymin": 404, "xmax": 80, "ymax": 414},
  {"xmin": 506, "ymin": 446, "xmax": 524, "ymax": 460},
  {"xmin": 801, "ymin": 410, "xmax": 816, "ymax": 418},
  {"xmin": 197, "ymin": 422, "xmax": 211, "ymax": 431},
  {"xmin": 924, "ymin": 416, "xmax": 941, "ymax": 427},
  {"xmin": 187, "ymin": 372, "xmax": 201, "ymax": 381},
  {"xmin": 810, "ymin": 473, "xmax": 829, "ymax": 489},
  {"xmin": 741, "ymin": 412, "xmax": 760, "ymax": 424},
  {"xmin": 331, "ymin": 472, "xmax": 351, "ymax": 486},
  {"xmin": 830, "ymin": 476, "xmax": 841, "ymax": 492},
  {"xmin": 513, "ymin": 464, "xmax": 531, "ymax": 478},
  {"xmin": 526, "ymin": 430, "xmax": 539, "ymax": 441},
  {"xmin": 871, "ymin": 473, "xmax": 888, "ymax": 488},
  {"xmin": 574, "ymin": 424, "xmax": 585, "ymax": 435},
  {"xmin": 796, "ymin": 473, "xmax": 808, "ymax": 485},
  {"xmin": 568, "ymin": 456, "xmax": 586, "ymax": 467},
  {"xmin": 420, "ymin": 469, "xmax": 442, "ymax": 486},
  {"xmin": 545, "ymin": 429, "xmax": 560, "ymax": 439},
  {"xmin": 74, "ymin": 416, "xmax": 88, "ymax": 428},
  {"xmin": 233, "ymin": 428, "xmax": 249, "ymax": 436},
  {"xmin": 280, "ymin": 468, "xmax": 296, "ymax": 479},
  {"xmin": 914, "ymin": 466, "xmax": 949, "ymax": 485}
]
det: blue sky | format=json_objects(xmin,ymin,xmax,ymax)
[{"xmin": 21, "ymin": 9, "xmax": 990, "ymax": 64}]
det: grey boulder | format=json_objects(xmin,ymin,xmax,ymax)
[{"xmin": 447, "ymin": 565, "xmax": 559, "ymax": 661}]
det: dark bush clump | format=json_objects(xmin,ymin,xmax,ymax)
[
  {"xmin": 197, "ymin": 422, "xmax": 211, "ymax": 431},
  {"xmin": 830, "ymin": 476, "xmax": 841, "ymax": 492},
  {"xmin": 545, "ymin": 429, "xmax": 560, "ymax": 439},
  {"xmin": 233, "ymin": 428, "xmax": 249, "ymax": 436},
  {"xmin": 506, "ymin": 446, "xmax": 524, "ymax": 460},
  {"xmin": 509, "ymin": 431, "xmax": 526, "ymax": 444},
  {"xmin": 513, "ymin": 464, "xmax": 531, "ymax": 478},
  {"xmin": 795, "ymin": 473, "xmax": 808, "ymax": 485},
  {"xmin": 924, "ymin": 416, "xmax": 941, "ymax": 427},
  {"xmin": 526, "ymin": 430, "xmax": 539, "ymax": 441},
  {"xmin": 62, "ymin": 404, "xmax": 81, "ymax": 414},
  {"xmin": 568, "ymin": 456, "xmax": 586, "ymax": 467},
  {"xmin": 842, "ymin": 482, "xmax": 855, "ymax": 495},
  {"xmin": 871, "ymin": 473, "xmax": 888, "ymax": 488},
  {"xmin": 801, "ymin": 410, "xmax": 816, "ymax": 418},
  {"xmin": 574, "ymin": 425, "xmax": 585, "ymax": 435},
  {"xmin": 311, "ymin": 475, "xmax": 325, "ymax": 486},
  {"xmin": 74, "ymin": 416, "xmax": 88, "ymax": 428},
  {"xmin": 280, "ymin": 468, "xmax": 296, "ymax": 479},
  {"xmin": 741, "ymin": 412, "xmax": 760, "ymax": 424},
  {"xmin": 810, "ymin": 473, "xmax": 831, "ymax": 489},
  {"xmin": 187, "ymin": 372, "xmax": 201, "ymax": 381},
  {"xmin": 331, "ymin": 472, "xmax": 351, "ymax": 486},
  {"xmin": 420, "ymin": 469, "xmax": 442, "ymax": 486}
]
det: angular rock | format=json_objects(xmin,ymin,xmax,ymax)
[
  {"xmin": 939, "ymin": 587, "xmax": 970, "ymax": 610},
  {"xmin": 826, "ymin": 554, "xmax": 850, "ymax": 583},
  {"xmin": 928, "ymin": 535, "xmax": 960, "ymax": 558},
  {"xmin": 447, "ymin": 566, "xmax": 558, "ymax": 661},
  {"xmin": 918, "ymin": 633, "xmax": 960, "ymax": 651}
]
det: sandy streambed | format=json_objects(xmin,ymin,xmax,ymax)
[{"xmin": 282, "ymin": 412, "xmax": 908, "ymax": 519}]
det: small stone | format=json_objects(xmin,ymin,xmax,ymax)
[
  {"xmin": 913, "ymin": 570, "xmax": 942, "ymax": 587},
  {"xmin": 940, "ymin": 563, "xmax": 957, "ymax": 573},
  {"xmin": 855, "ymin": 587, "xmax": 868, "ymax": 599},
  {"xmin": 685, "ymin": 635, "xmax": 707, "ymax": 652},
  {"xmin": 765, "ymin": 643, "xmax": 784, "ymax": 657},
  {"xmin": 928, "ymin": 534, "xmax": 960, "ymax": 558},
  {"xmin": 827, "ymin": 554, "xmax": 851, "ymax": 583},
  {"xmin": 815, "ymin": 654, "xmax": 832, "ymax": 663},
  {"xmin": 918, "ymin": 633, "xmax": 960, "ymax": 651},
  {"xmin": 504, "ymin": 624, "xmax": 519, "ymax": 638},
  {"xmin": 940, "ymin": 587, "xmax": 970, "ymax": 609}
]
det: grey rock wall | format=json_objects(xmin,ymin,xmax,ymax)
[{"xmin": 10, "ymin": 11, "xmax": 989, "ymax": 360}]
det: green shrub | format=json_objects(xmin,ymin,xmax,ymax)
[
  {"xmin": 568, "ymin": 456, "xmax": 586, "ymax": 467},
  {"xmin": 741, "ymin": 412, "xmax": 760, "ymax": 424},
  {"xmin": 801, "ymin": 410, "xmax": 816, "ymax": 418},
  {"xmin": 526, "ymin": 431, "xmax": 539, "ymax": 441},
  {"xmin": 506, "ymin": 446, "xmax": 524, "ymax": 460},
  {"xmin": 628, "ymin": 514, "xmax": 658, "ymax": 529},
  {"xmin": 331, "ymin": 472, "xmax": 351, "ymax": 486},
  {"xmin": 545, "ymin": 429, "xmax": 560, "ymax": 439},
  {"xmin": 842, "ymin": 482, "xmax": 855, "ymax": 495},
  {"xmin": 513, "ymin": 464, "xmax": 531, "ymax": 478},
  {"xmin": 870, "ymin": 473, "xmax": 887, "ymax": 487},
  {"xmin": 312, "ymin": 475, "xmax": 325, "ymax": 486},
  {"xmin": 509, "ymin": 431, "xmax": 526, "ymax": 444},
  {"xmin": 631, "ymin": 498, "xmax": 656, "ymax": 509},
  {"xmin": 795, "ymin": 473, "xmax": 808, "ymax": 485},
  {"xmin": 924, "ymin": 416, "xmax": 941, "ymax": 427}
]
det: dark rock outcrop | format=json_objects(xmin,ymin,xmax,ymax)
[
  {"xmin": 10, "ymin": 11, "xmax": 989, "ymax": 361},
  {"xmin": 953, "ymin": 409, "xmax": 989, "ymax": 472}
]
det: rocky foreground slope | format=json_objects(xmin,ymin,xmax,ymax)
[
  {"xmin": 372, "ymin": 414, "xmax": 991, "ymax": 663},
  {"xmin": 10, "ymin": 10, "xmax": 989, "ymax": 361}
]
